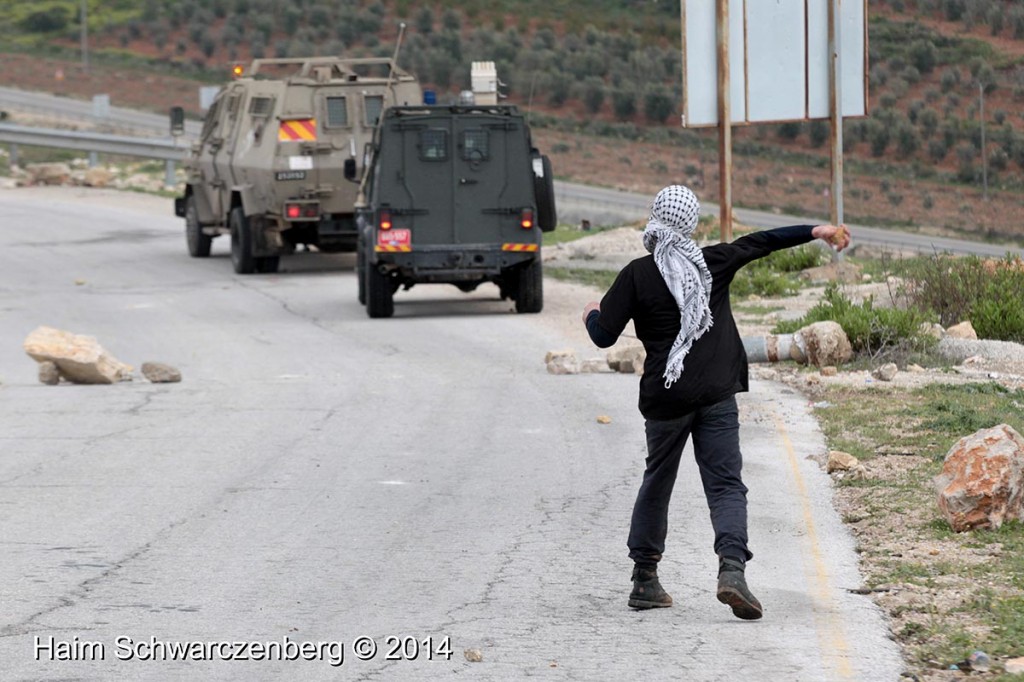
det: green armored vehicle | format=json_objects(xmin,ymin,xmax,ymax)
[
  {"xmin": 174, "ymin": 56, "xmax": 422, "ymax": 273},
  {"xmin": 356, "ymin": 103, "xmax": 556, "ymax": 318}
]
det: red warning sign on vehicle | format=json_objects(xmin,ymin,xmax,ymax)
[{"xmin": 376, "ymin": 228, "xmax": 411, "ymax": 252}]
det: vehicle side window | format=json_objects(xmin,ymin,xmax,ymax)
[
  {"xmin": 462, "ymin": 130, "xmax": 488, "ymax": 161},
  {"xmin": 364, "ymin": 95, "xmax": 384, "ymax": 126},
  {"xmin": 249, "ymin": 96, "xmax": 274, "ymax": 117},
  {"xmin": 200, "ymin": 98, "xmax": 222, "ymax": 139},
  {"xmin": 325, "ymin": 96, "xmax": 348, "ymax": 128},
  {"xmin": 419, "ymin": 129, "xmax": 448, "ymax": 161}
]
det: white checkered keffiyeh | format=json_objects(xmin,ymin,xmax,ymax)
[{"xmin": 642, "ymin": 185, "xmax": 713, "ymax": 388}]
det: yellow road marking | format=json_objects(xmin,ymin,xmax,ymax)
[{"xmin": 772, "ymin": 411, "xmax": 854, "ymax": 679}]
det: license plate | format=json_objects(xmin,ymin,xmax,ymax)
[{"xmin": 378, "ymin": 229, "xmax": 411, "ymax": 246}]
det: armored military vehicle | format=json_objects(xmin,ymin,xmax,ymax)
[
  {"xmin": 174, "ymin": 56, "xmax": 422, "ymax": 273},
  {"xmin": 356, "ymin": 101, "xmax": 556, "ymax": 318}
]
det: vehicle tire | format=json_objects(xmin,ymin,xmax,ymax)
[
  {"xmin": 515, "ymin": 258, "xmax": 543, "ymax": 314},
  {"xmin": 455, "ymin": 281, "xmax": 480, "ymax": 293},
  {"xmin": 533, "ymin": 154, "xmax": 557, "ymax": 232},
  {"xmin": 366, "ymin": 265, "xmax": 394, "ymax": 318},
  {"xmin": 185, "ymin": 195, "xmax": 212, "ymax": 258},
  {"xmin": 356, "ymin": 240, "xmax": 367, "ymax": 305},
  {"xmin": 230, "ymin": 207, "xmax": 256, "ymax": 274},
  {"xmin": 256, "ymin": 256, "xmax": 279, "ymax": 273}
]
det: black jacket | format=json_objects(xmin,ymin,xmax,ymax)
[{"xmin": 587, "ymin": 225, "xmax": 815, "ymax": 420}]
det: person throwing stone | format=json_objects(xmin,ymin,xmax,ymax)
[{"xmin": 582, "ymin": 185, "xmax": 850, "ymax": 619}]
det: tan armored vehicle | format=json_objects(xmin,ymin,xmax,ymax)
[{"xmin": 174, "ymin": 56, "xmax": 422, "ymax": 273}]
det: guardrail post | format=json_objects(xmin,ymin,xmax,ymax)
[
  {"xmin": 164, "ymin": 160, "xmax": 176, "ymax": 189},
  {"xmin": 88, "ymin": 151, "xmax": 98, "ymax": 168},
  {"xmin": 9, "ymin": 143, "xmax": 17, "ymax": 168}
]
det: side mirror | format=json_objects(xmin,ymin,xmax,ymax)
[
  {"xmin": 344, "ymin": 158, "xmax": 357, "ymax": 181},
  {"xmin": 169, "ymin": 106, "xmax": 185, "ymax": 137}
]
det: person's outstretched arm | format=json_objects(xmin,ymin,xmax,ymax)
[{"xmin": 722, "ymin": 224, "xmax": 851, "ymax": 270}]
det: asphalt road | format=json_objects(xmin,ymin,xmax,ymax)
[{"xmin": 0, "ymin": 188, "xmax": 902, "ymax": 680}]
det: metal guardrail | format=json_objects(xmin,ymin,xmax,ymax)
[
  {"xmin": 0, "ymin": 86, "xmax": 203, "ymax": 138},
  {"xmin": 0, "ymin": 123, "xmax": 190, "ymax": 187},
  {"xmin": 0, "ymin": 123, "xmax": 189, "ymax": 161}
]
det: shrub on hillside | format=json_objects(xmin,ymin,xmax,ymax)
[
  {"xmin": 643, "ymin": 85, "xmax": 673, "ymax": 123},
  {"xmin": 611, "ymin": 89, "xmax": 636, "ymax": 121}
]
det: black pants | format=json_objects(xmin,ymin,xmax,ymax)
[{"xmin": 627, "ymin": 395, "xmax": 752, "ymax": 566}]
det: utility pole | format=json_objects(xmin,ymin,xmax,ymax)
[
  {"xmin": 979, "ymin": 80, "xmax": 988, "ymax": 201},
  {"xmin": 80, "ymin": 0, "xmax": 89, "ymax": 73}
]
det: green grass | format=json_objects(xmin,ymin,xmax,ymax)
[
  {"xmin": 815, "ymin": 383, "xmax": 1023, "ymax": 463},
  {"xmin": 542, "ymin": 224, "xmax": 622, "ymax": 247},
  {"xmin": 545, "ymin": 266, "xmax": 618, "ymax": 292}
]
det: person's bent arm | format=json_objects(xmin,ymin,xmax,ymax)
[{"xmin": 581, "ymin": 266, "xmax": 636, "ymax": 348}]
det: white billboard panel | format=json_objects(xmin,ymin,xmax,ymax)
[
  {"xmin": 682, "ymin": 0, "xmax": 745, "ymax": 127},
  {"xmin": 682, "ymin": 0, "xmax": 867, "ymax": 127},
  {"xmin": 746, "ymin": 2, "xmax": 806, "ymax": 122}
]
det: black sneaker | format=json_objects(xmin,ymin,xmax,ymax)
[
  {"xmin": 716, "ymin": 557, "xmax": 763, "ymax": 620},
  {"xmin": 628, "ymin": 566, "xmax": 673, "ymax": 609}
]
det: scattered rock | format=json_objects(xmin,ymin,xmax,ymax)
[
  {"xmin": 945, "ymin": 321, "xmax": 978, "ymax": 340},
  {"xmin": 848, "ymin": 464, "xmax": 870, "ymax": 480},
  {"xmin": 934, "ymin": 424, "xmax": 1024, "ymax": 532},
  {"xmin": 872, "ymin": 363, "xmax": 898, "ymax": 382},
  {"xmin": 799, "ymin": 261, "xmax": 862, "ymax": 284},
  {"xmin": 827, "ymin": 450, "xmax": 860, "ymax": 473},
  {"xmin": 464, "ymin": 649, "xmax": 483, "ymax": 663},
  {"xmin": 579, "ymin": 358, "xmax": 612, "ymax": 373},
  {"xmin": 82, "ymin": 167, "xmax": 114, "ymax": 188},
  {"xmin": 805, "ymin": 374, "xmax": 821, "ymax": 385},
  {"xmin": 963, "ymin": 355, "xmax": 986, "ymax": 367},
  {"xmin": 141, "ymin": 362, "xmax": 181, "ymax": 383},
  {"xmin": 1005, "ymin": 657, "xmax": 1024, "ymax": 674},
  {"xmin": 37, "ymin": 361, "xmax": 60, "ymax": 385},
  {"xmin": 0, "ymin": 177, "xmax": 18, "ymax": 190},
  {"xmin": 26, "ymin": 162, "xmax": 71, "ymax": 186},
  {"xmin": 919, "ymin": 322, "xmax": 945, "ymax": 340},
  {"xmin": 793, "ymin": 321, "xmax": 853, "ymax": 367},
  {"xmin": 23, "ymin": 326, "xmax": 133, "ymax": 384},
  {"xmin": 544, "ymin": 350, "xmax": 578, "ymax": 375},
  {"xmin": 820, "ymin": 366, "xmax": 838, "ymax": 377},
  {"xmin": 606, "ymin": 345, "xmax": 645, "ymax": 374},
  {"xmin": 596, "ymin": 415, "xmax": 612, "ymax": 424},
  {"xmin": 907, "ymin": 363, "xmax": 925, "ymax": 373}
]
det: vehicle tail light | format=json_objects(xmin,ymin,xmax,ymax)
[
  {"xmin": 520, "ymin": 208, "xmax": 534, "ymax": 229},
  {"xmin": 379, "ymin": 209, "xmax": 393, "ymax": 230},
  {"xmin": 284, "ymin": 202, "xmax": 319, "ymax": 220}
]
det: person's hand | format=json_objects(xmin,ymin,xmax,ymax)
[
  {"xmin": 812, "ymin": 224, "xmax": 851, "ymax": 252},
  {"xmin": 582, "ymin": 301, "xmax": 600, "ymax": 324}
]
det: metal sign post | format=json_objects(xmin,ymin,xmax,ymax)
[
  {"xmin": 828, "ymin": 0, "xmax": 844, "ymax": 261},
  {"xmin": 716, "ymin": 0, "xmax": 733, "ymax": 242}
]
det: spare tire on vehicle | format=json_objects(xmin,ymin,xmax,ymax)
[{"xmin": 532, "ymin": 152, "xmax": 557, "ymax": 232}]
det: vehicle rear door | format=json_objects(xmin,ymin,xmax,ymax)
[
  {"xmin": 451, "ymin": 112, "xmax": 515, "ymax": 246},
  {"xmin": 384, "ymin": 114, "xmax": 455, "ymax": 246}
]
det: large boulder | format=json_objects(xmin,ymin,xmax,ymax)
[
  {"xmin": 26, "ymin": 162, "xmax": 71, "ymax": 186},
  {"xmin": 82, "ymin": 167, "xmax": 115, "ymax": 188},
  {"xmin": 544, "ymin": 350, "xmax": 578, "ymax": 375},
  {"xmin": 24, "ymin": 326, "xmax": 133, "ymax": 384},
  {"xmin": 945, "ymin": 321, "xmax": 978, "ymax": 340},
  {"xmin": 934, "ymin": 424, "xmax": 1024, "ymax": 532},
  {"xmin": 793, "ymin": 321, "xmax": 853, "ymax": 368},
  {"xmin": 607, "ymin": 345, "xmax": 646, "ymax": 374}
]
